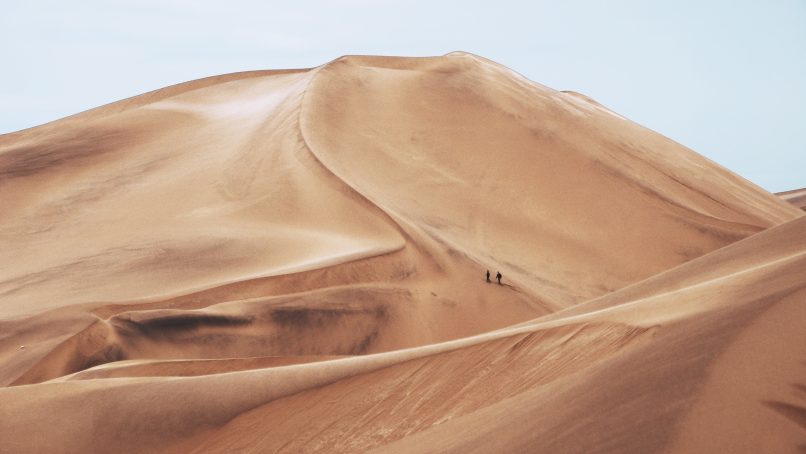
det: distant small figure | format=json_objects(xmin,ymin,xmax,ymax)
[
  {"xmin": 486, "ymin": 270, "xmax": 491, "ymax": 282},
  {"xmin": 496, "ymin": 271, "xmax": 502, "ymax": 285}
]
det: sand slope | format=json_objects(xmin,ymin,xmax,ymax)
[
  {"xmin": 0, "ymin": 53, "xmax": 802, "ymax": 453},
  {"xmin": 778, "ymin": 187, "xmax": 806, "ymax": 211}
]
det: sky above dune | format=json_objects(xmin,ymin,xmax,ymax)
[{"xmin": 1, "ymin": 0, "xmax": 804, "ymax": 192}]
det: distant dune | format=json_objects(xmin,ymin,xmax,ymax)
[
  {"xmin": 777, "ymin": 187, "xmax": 806, "ymax": 211},
  {"xmin": 0, "ymin": 53, "xmax": 803, "ymax": 453}
]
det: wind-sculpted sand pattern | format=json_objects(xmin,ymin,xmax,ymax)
[{"xmin": 0, "ymin": 53, "xmax": 803, "ymax": 453}]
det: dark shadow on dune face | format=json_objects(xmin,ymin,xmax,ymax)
[
  {"xmin": 765, "ymin": 399, "xmax": 806, "ymax": 430},
  {"xmin": 0, "ymin": 126, "xmax": 134, "ymax": 180},
  {"xmin": 270, "ymin": 306, "xmax": 388, "ymax": 339},
  {"xmin": 270, "ymin": 304, "xmax": 390, "ymax": 355},
  {"xmin": 101, "ymin": 297, "xmax": 395, "ymax": 357},
  {"xmin": 270, "ymin": 306, "xmax": 386, "ymax": 327},
  {"xmin": 119, "ymin": 313, "xmax": 254, "ymax": 334},
  {"xmin": 271, "ymin": 307, "xmax": 334, "ymax": 327},
  {"xmin": 9, "ymin": 288, "xmax": 403, "ymax": 385},
  {"xmin": 350, "ymin": 328, "xmax": 380, "ymax": 354}
]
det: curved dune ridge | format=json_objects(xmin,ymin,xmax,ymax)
[{"xmin": 0, "ymin": 53, "xmax": 803, "ymax": 453}]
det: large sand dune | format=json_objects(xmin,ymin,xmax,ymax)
[{"xmin": 0, "ymin": 53, "xmax": 803, "ymax": 453}]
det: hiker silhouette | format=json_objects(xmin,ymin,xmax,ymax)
[
  {"xmin": 496, "ymin": 271, "xmax": 502, "ymax": 285},
  {"xmin": 486, "ymin": 270, "xmax": 491, "ymax": 282}
]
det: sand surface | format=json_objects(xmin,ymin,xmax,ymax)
[
  {"xmin": 778, "ymin": 187, "xmax": 806, "ymax": 211},
  {"xmin": 0, "ymin": 53, "xmax": 803, "ymax": 453}
]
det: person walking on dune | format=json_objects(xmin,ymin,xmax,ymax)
[
  {"xmin": 496, "ymin": 271, "xmax": 502, "ymax": 285},
  {"xmin": 486, "ymin": 270, "xmax": 491, "ymax": 283}
]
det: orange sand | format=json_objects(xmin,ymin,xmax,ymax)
[
  {"xmin": 777, "ymin": 187, "xmax": 806, "ymax": 211},
  {"xmin": 0, "ymin": 53, "xmax": 803, "ymax": 453}
]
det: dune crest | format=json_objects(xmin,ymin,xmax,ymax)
[{"xmin": 0, "ymin": 53, "xmax": 802, "ymax": 453}]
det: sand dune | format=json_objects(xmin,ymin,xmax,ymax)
[
  {"xmin": 0, "ymin": 53, "xmax": 802, "ymax": 453},
  {"xmin": 777, "ymin": 187, "xmax": 806, "ymax": 211}
]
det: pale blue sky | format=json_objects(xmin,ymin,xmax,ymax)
[{"xmin": 2, "ymin": 0, "xmax": 804, "ymax": 191}]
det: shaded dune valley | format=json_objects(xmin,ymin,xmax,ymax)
[{"xmin": 1, "ymin": 53, "xmax": 804, "ymax": 453}]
